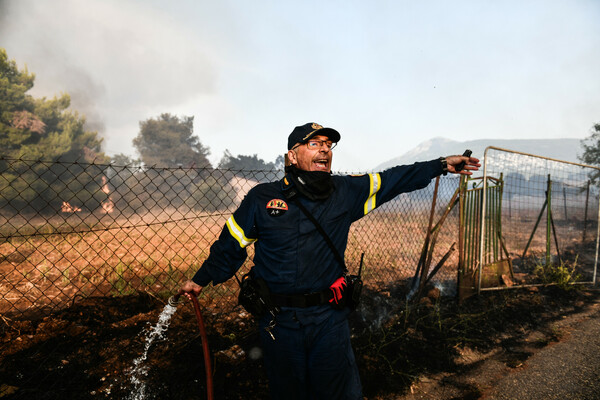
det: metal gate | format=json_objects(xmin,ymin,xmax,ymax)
[
  {"xmin": 476, "ymin": 146, "xmax": 600, "ymax": 293},
  {"xmin": 458, "ymin": 174, "xmax": 511, "ymax": 298}
]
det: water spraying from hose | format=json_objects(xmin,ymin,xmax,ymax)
[
  {"xmin": 125, "ymin": 291, "xmax": 213, "ymax": 400},
  {"xmin": 168, "ymin": 291, "xmax": 214, "ymax": 400},
  {"xmin": 128, "ymin": 302, "xmax": 178, "ymax": 400}
]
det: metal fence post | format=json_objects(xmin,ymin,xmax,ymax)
[
  {"xmin": 583, "ymin": 180, "xmax": 590, "ymax": 243},
  {"xmin": 594, "ymin": 191, "xmax": 600, "ymax": 285},
  {"xmin": 546, "ymin": 174, "xmax": 552, "ymax": 266},
  {"xmin": 478, "ymin": 148, "xmax": 490, "ymax": 294}
]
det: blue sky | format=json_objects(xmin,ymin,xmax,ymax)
[{"xmin": 1, "ymin": 0, "xmax": 599, "ymax": 171}]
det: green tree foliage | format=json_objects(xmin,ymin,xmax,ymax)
[
  {"xmin": 0, "ymin": 48, "xmax": 106, "ymax": 162},
  {"xmin": 0, "ymin": 49, "xmax": 36, "ymax": 153},
  {"xmin": 579, "ymin": 123, "xmax": 600, "ymax": 184},
  {"xmin": 185, "ymin": 174, "xmax": 236, "ymax": 212},
  {"xmin": 133, "ymin": 113, "xmax": 211, "ymax": 168},
  {"xmin": 218, "ymin": 150, "xmax": 284, "ymax": 183},
  {"xmin": 104, "ymin": 165, "xmax": 235, "ymax": 214},
  {"xmin": 0, "ymin": 48, "xmax": 108, "ymax": 213},
  {"xmin": 110, "ymin": 153, "xmax": 140, "ymax": 167},
  {"xmin": 217, "ymin": 150, "xmax": 279, "ymax": 170}
]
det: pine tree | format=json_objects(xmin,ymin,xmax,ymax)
[
  {"xmin": 579, "ymin": 123, "xmax": 600, "ymax": 184},
  {"xmin": 0, "ymin": 48, "xmax": 108, "ymax": 213},
  {"xmin": 133, "ymin": 113, "xmax": 211, "ymax": 168}
]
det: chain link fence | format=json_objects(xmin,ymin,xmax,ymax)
[
  {"xmin": 2, "ymin": 152, "xmax": 599, "ymax": 399},
  {"xmin": 1, "ymin": 157, "xmax": 464, "ymax": 317},
  {"xmin": 3, "ymin": 153, "xmax": 599, "ymax": 317},
  {"xmin": 477, "ymin": 147, "xmax": 599, "ymax": 291}
]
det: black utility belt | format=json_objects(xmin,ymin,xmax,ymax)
[
  {"xmin": 270, "ymin": 290, "xmax": 331, "ymax": 308},
  {"xmin": 238, "ymin": 271, "xmax": 363, "ymax": 318}
]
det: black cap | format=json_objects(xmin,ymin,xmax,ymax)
[{"xmin": 287, "ymin": 122, "xmax": 341, "ymax": 150}]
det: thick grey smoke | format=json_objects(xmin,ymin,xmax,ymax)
[
  {"xmin": 2, "ymin": 0, "xmax": 599, "ymax": 170},
  {"xmin": 0, "ymin": 0, "xmax": 216, "ymax": 152}
]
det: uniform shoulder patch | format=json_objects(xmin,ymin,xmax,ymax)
[{"xmin": 266, "ymin": 199, "xmax": 288, "ymax": 217}]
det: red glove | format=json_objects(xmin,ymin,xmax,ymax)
[{"xmin": 329, "ymin": 276, "xmax": 347, "ymax": 305}]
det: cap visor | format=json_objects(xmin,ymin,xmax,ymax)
[{"xmin": 305, "ymin": 127, "xmax": 340, "ymax": 143}]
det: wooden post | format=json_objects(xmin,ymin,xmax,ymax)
[{"xmin": 410, "ymin": 176, "xmax": 439, "ymax": 297}]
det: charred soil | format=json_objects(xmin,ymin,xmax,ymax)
[{"xmin": 1, "ymin": 285, "xmax": 600, "ymax": 399}]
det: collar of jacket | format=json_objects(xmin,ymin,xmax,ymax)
[{"xmin": 281, "ymin": 175, "xmax": 299, "ymax": 201}]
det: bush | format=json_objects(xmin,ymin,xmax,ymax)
[{"xmin": 533, "ymin": 257, "xmax": 581, "ymax": 290}]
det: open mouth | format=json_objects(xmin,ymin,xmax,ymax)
[{"xmin": 313, "ymin": 159, "xmax": 330, "ymax": 170}]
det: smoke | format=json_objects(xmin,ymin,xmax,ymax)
[{"xmin": 0, "ymin": 0, "xmax": 217, "ymax": 151}]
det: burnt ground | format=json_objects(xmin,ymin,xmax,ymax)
[{"xmin": 1, "ymin": 283, "xmax": 600, "ymax": 400}]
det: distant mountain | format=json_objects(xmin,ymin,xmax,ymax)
[{"xmin": 374, "ymin": 137, "xmax": 583, "ymax": 171}]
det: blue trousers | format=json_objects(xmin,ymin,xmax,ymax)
[{"xmin": 259, "ymin": 308, "xmax": 363, "ymax": 400}]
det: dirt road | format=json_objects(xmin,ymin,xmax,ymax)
[
  {"xmin": 482, "ymin": 304, "xmax": 600, "ymax": 400},
  {"xmin": 392, "ymin": 289, "xmax": 600, "ymax": 400}
]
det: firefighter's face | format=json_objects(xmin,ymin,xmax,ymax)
[{"xmin": 287, "ymin": 135, "xmax": 333, "ymax": 173}]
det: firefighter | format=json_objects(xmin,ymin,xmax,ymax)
[{"xmin": 179, "ymin": 122, "xmax": 479, "ymax": 399}]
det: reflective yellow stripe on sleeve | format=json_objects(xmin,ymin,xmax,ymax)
[
  {"xmin": 363, "ymin": 173, "xmax": 381, "ymax": 215},
  {"xmin": 226, "ymin": 215, "xmax": 257, "ymax": 248}
]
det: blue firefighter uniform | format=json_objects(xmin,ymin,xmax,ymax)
[{"xmin": 192, "ymin": 159, "xmax": 444, "ymax": 399}]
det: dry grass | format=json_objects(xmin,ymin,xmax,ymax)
[
  {"xmin": 1, "ymin": 206, "xmax": 443, "ymax": 314},
  {"xmin": 0, "ymin": 201, "xmax": 594, "ymax": 316},
  {"xmin": 0, "ymin": 209, "xmax": 227, "ymax": 313}
]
